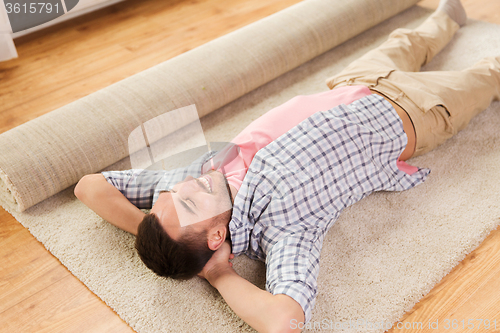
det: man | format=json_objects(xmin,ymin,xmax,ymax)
[{"xmin": 75, "ymin": 0, "xmax": 500, "ymax": 331}]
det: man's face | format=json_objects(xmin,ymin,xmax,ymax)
[{"xmin": 150, "ymin": 170, "xmax": 233, "ymax": 239}]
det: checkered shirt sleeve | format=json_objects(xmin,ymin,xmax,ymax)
[
  {"xmin": 101, "ymin": 150, "xmax": 217, "ymax": 208},
  {"xmin": 265, "ymin": 229, "xmax": 325, "ymax": 323},
  {"xmin": 101, "ymin": 169, "xmax": 166, "ymax": 209}
]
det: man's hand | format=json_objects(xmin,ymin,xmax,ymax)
[
  {"xmin": 198, "ymin": 240, "xmax": 235, "ymax": 281},
  {"xmin": 197, "ymin": 240, "xmax": 304, "ymax": 333}
]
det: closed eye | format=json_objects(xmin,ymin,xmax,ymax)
[
  {"xmin": 170, "ymin": 189, "xmax": 197, "ymax": 215},
  {"xmin": 179, "ymin": 199, "xmax": 196, "ymax": 215}
]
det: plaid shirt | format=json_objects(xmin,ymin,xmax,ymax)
[{"xmin": 102, "ymin": 94, "xmax": 430, "ymax": 323}]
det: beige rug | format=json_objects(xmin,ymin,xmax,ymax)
[{"xmin": 3, "ymin": 5, "xmax": 500, "ymax": 333}]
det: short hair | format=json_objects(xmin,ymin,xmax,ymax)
[{"xmin": 135, "ymin": 212, "xmax": 228, "ymax": 280}]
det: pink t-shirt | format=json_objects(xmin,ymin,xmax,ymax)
[{"xmin": 203, "ymin": 86, "xmax": 418, "ymax": 190}]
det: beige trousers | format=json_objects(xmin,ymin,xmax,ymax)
[{"xmin": 326, "ymin": 11, "xmax": 500, "ymax": 157}]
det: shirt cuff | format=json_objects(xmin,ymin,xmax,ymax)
[{"xmin": 271, "ymin": 281, "xmax": 315, "ymax": 324}]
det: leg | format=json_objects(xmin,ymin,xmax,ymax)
[
  {"xmin": 325, "ymin": 10, "xmax": 460, "ymax": 89},
  {"xmin": 325, "ymin": 8, "xmax": 461, "ymax": 159},
  {"xmin": 387, "ymin": 56, "xmax": 500, "ymax": 156}
]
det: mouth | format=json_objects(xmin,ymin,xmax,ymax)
[{"xmin": 198, "ymin": 175, "xmax": 212, "ymax": 193}]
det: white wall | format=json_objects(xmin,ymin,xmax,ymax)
[{"xmin": 0, "ymin": 0, "xmax": 17, "ymax": 61}]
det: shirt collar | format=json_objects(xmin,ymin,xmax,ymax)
[{"xmin": 228, "ymin": 216, "xmax": 249, "ymax": 256}]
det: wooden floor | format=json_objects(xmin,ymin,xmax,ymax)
[{"xmin": 1, "ymin": 0, "xmax": 499, "ymax": 332}]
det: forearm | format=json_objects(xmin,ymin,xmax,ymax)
[
  {"xmin": 74, "ymin": 174, "xmax": 145, "ymax": 235},
  {"xmin": 208, "ymin": 268, "xmax": 304, "ymax": 333},
  {"xmin": 85, "ymin": 189, "xmax": 145, "ymax": 235}
]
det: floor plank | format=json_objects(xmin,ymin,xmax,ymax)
[{"xmin": 0, "ymin": 273, "xmax": 134, "ymax": 333}]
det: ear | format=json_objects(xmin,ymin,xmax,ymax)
[{"xmin": 206, "ymin": 224, "xmax": 227, "ymax": 251}]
